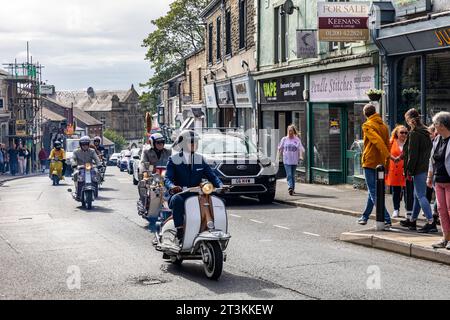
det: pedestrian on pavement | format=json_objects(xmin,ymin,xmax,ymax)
[
  {"xmin": 17, "ymin": 143, "xmax": 27, "ymax": 175},
  {"xmin": 38, "ymin": 147, "xmax": 48, "ymax": 173},
  {"xmin": 427, "ymin": 112, "xmax": 450, "ymax": 249},
  {"xmin": 25, "ymin": 146, "xmax": 31, "ymax": 174},
  {"xmin": 278, "ymin": 124, "xmax": 305, "ymax": 196},
  {"xmin": 0, "ymin": 143, "xmax": 4, "ymax": 174},
  {"xmin": 8, "ymin": 143, "xmax": 18, "ymax": 176},
  {"xmin": 386, "ymin": 125, "xmax": 408, "ymax": 218},
  {"xmin": 400, "ymin": 108, "xmax": 436, "ymax": 233},
  {"xmin": 358, "ymin": 104, "xmax": 392, "ymax": 226},
  {"xmin": 426, "ymin": 124, "xmax": 440, "ymax": 224}
]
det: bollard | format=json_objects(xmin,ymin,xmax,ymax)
[{"xmin": 376, "ymin": 165, "xmax": 385, "ymax": 231}]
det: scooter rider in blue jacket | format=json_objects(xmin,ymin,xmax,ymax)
[{"xmin": 164, "ymin": 130, "xmax": 223, "ymax": 244}]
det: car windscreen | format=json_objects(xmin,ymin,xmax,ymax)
[
  {"xmin": 198, "ymin": 135, "xmax": 257, "ymax": 155},
  {"xmin": 66, "ymin": 140, "xmax": 80, "ymax": 152}
]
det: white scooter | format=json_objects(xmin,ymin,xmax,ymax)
[{"xmin": 154, "ymin": 182, "xmax": 231, "ymax": 280}]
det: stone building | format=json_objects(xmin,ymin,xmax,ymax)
[
  {"xmin": 54, "ymin": 85, "xmax": 144, "ymax": 143},
  {"xmin": 200, "ymin": 0, "xmax": 257, "ymax": 131}
]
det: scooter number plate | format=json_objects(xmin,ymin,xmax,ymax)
[{"xmin": 231, "ymin": 178, "xmax": 254, "ymax": 185}]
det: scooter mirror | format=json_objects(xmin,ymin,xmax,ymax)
[{"xmin": 67, "ymin": 188, "xmax": 72, "ymax": 192}]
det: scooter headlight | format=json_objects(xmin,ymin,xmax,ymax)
[
  {"xmin": 201, "ymin": 182, "xmax": 214, "ymax": 195},
  {"xmin": 85, "ymin": 163, "xmax": 92, "ymax": 170}
]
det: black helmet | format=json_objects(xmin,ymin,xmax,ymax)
[
  {"xmin": 79, "ymin": 136, "xmax": 91, "ymax": 147},
  {"xmin": 54, "ymin": 141, "xmax": 62, "ymax": 149}
]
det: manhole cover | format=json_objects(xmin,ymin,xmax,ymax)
[{"xmin": 131, "ymin": 276, "xmax": 167, "ymax": 286}]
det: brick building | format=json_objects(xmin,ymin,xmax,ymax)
[
  {"xmin": 54, "ymin": 85, "xmax": 144, "ymax": 143},
  {"xmin": 200, "ymin": 0, "xmax": 257, "ymax": 131}
]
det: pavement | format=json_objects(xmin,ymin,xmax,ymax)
[
  {"xmin": 2, "ymin": 169, "xmax": 450, "ymax": 299},
  {"xmin": 0, "ymin": 172, "xmax": 45, "ymax": 185},
  {"xmin": 275, "ymin": 179, "xmax": 450, "ymax": 266}
]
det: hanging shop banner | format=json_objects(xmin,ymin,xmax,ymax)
[
  {"xmin": 232, "ymin": 77, "xmax": 254, "ymax": 108},
  {"xmin": 260, "ymin": 75, "xmax": 304, "ymax": 104},
  {"xmin": 310, "ymin": 67, "xmax": 375, "ymax": 102},
  {"xmin": 204, "ymin": 84, "xmax": 218, "ymax": 109},
  {"xmin": 317, "ymin": 2, "xmax": 369, "ymax": 42},
  {"xmin": 15, "ymin": 120, "xmax": 27, "ymax": 136},
  {"xmin": 392, "ymin": 0, "xmax": 431, "ymax": 17},
  {"xmin": 215, "ymin": 81, "xmax": 234, "ymax": 107},
  {"xmin": 296, "ymin": 30, "xmax": 318, "ymax": 59}
]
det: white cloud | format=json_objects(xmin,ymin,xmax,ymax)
[{"xmin": 0, "ymin": 0, "xmax": 172, "ymax": 90}]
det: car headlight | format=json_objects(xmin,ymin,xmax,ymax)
[{"xmin": 259, "ymin": 158, "xmax": 271, "ymax": 167}]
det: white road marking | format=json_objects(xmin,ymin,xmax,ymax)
[
  {"xmin": 303, "ymin": 232, "xmax": 320, "ymax": 237},
  {"xmin": 229, "ymin": 214, "xmax": 241, "ymax": 218},
  {"xmin": 259, "ymin": 239, "xmax": 273, "ymax": 242},
  {"xmin": 250, "ymin": 219, "xmax": 264, "ymax": 224},
  {"xmin": 274, "ymin": 225, "xmax": 290, "ymax": 230}
]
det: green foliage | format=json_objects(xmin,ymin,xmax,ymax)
[
  {"xmin": 104, "ymin": 129, "xmax": 127, "ymax": 151},
  {"xmin": 141, "ymin": 0, "xmax": 207, "ymax": 112}
]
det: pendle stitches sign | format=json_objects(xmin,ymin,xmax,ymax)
[
  {"xmin": 260, "ymin": 76, "xmax": 304, "ymax": 104},
  {"xmin": 310, "ymin": 67, "xmax": 374, "ymax": 102},
  {"xmin": 318, "ymin": 2, "xmax": 369, "ymax": 42},
  {"xmin": 204, "ymin": 84, "xmax": 218, "ymax": 108},
  {"xmin": 297, "ymin": 30, "xmax": 317, "ymax": 59}
]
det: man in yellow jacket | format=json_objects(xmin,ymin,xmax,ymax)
[{"xmin": 358, "ymin": 104, "xmax": 392, "ymax": 226}]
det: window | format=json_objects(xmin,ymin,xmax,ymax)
[
  {"xmin": 208, "ymin": 23, "xmax": 213, "ymax": 64},
  {"xmin": 274, "ymin": 6, "xmax": 288, "ymax": 63},
  {"xmin": 198, "ymin": 68, "xmax": 202, "ymax": 101},
  {"xmin": 0, "ymin": 98, "xmax": 3, "ymax": 110},
  {"xmin": 225, "ymin": 9, "xmax": 232, "ymax": 56},
  {"xmin": 216, "ymin": 16, "xmax": 222, "ymax": 61},
  {"xmin": 239, "ymin": 0, "xmax": 247, "ymax": 49},
  {"xmin": 189, "ymin": 71, "xmax": 192, "ymax": 96}
]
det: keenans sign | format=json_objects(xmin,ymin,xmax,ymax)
[{"xmin": 318, "ymin": 2, "xmax": 369, "ymax": 42}]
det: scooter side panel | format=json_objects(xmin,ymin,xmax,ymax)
[
  {"xmin": 211, "ymin": 196, "xmax": 227, "ymax": 233},
  {"xmin": 182, "ymin": 197, "xmax": 201, "ymax": 251}
]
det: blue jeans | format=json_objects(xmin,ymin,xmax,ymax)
[
  {"xmin": 411, "ymin": 172, "xmax": 433, "ymax": 221},
  {"xmin": 169, "ymin": 192, "xmax": 196, "ymax": 229},
  {"xmin": 361, "ymin": 168, "xmax": 391, "ymax": 223},
  {"xmin": 284, "ymin": 164, "xmax": 297, "ymax": 190}
]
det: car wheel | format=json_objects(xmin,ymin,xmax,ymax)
[{"xmin": 258, "ymin": 192, "xmax": 275, "ymax": 204}]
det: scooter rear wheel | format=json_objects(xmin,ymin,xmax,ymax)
[{"xmin": 202, "ymin": 242, "xmax": 223, "ymax": 280}]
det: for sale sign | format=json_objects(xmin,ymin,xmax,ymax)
[{"xmin": 318, "ymin": 2, "xmax": 369, "ymax": 42}]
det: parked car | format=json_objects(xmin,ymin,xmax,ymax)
[
  {"xmin": 188, "ymin": 131, "xmax": 278, "ymax": 204},
  {"xmin": 128, "ymin": 148, "xmax": 140, "ymax": 175},
  {"xmin": 119, "ymin": 150, "xmax": 131, "ymax": 172},
  {"xmin": 131, "ymin": 147, "xmax": 143, "ymax": 185},
  {"xmin": 108, "ymin": 153, "xmax": 120, "ymax": 166}
]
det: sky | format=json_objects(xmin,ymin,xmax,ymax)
[{"xmin": 0, "ymin": 0, "xmax": 172, "ymax": 92}]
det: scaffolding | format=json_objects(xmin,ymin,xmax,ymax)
[{"xmin": 2, "ymin": 43, "xmax": 45, "ymax": 172}]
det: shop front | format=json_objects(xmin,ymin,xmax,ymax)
[
  {"xmin": 231, "ymin": 76, "xmax": 256, "ymax": 132},
  {"xmin": 258, "ymin": 75, "xmax": 307, "ymax": 178},
  {"xmin": 204, "ymin": 83, "xmax": 219, "ymax": 128},
  {"xmin": 309, "ymin": 66, "xmax": 376, "ymax": 185},
  {"xmin": 376, "ymin": 14, "xmax": 450, "ymax": 127},
  {"xmin": 215, "ymin": 80, "xmax": 235, "ymax": 128}
]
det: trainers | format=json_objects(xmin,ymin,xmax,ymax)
[
  {"xmin": 358, "ymin": 217, "xmax": 368, "ymax": 225},
  {"xmin": 432, "ymin": 239, "xmax": 448, "ymax": 249},
  {"xmin": 392, "ymin": 210, "xmax": 399, "ymax": 218},
  {"xmin": 400, "ymin": 219, "xmax": 416, "ymax": 230},
  {"xmin": 288, "ymin": 188, "xmax": 293, "ymax": 196},
  {"xmin": 418, "ymin": 222, "xmax": 438, "ymax": 233}
]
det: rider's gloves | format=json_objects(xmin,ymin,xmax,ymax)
[
  {"xmin": 169, "ymin": 186, "xmax": 183, "ymax": 195},
  {"xmin": 216, "ymin": 186, "xmax": 230, "ymax": 194}
]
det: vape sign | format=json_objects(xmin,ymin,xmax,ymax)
[{"xmin": 318, "ymin": 2, "xmax": 369, "ymax": 42}]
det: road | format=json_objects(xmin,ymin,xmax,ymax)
[{"xmin": 1, "ymin": 167, "xmax": 450, "ymax": 300}]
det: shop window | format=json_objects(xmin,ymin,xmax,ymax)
[
  {"xmin": 208, "ymin": 23, "xmax": 213, "ymax": 64},
  {"xmin": 426, "ymin": 51, "xmax": 450, "ymax": 123},
  {"xmin": 293, "ymin": 108, "xmax": 307, "ymax": 170},
  {"xmin": 198, "ymin": 68, "xmax": 202, "ymax": 101},
  {"xmin": 207, "ymin": 108, "xmax": 219, "ymax": 128},
  {"xmin": 397, "ymin": 55, "xmax": 421, "ymax": 124},
  {"xmin": 225, "ymin": 9, "xmax": 232, "ymax": 56},
  {"xmin": 313, "ymin": 106, "xmax": 342, "ymax": 171}
]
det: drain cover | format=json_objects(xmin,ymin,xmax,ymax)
[{"xmin": 132, "ymin": 276, "xmax": 166, "ymax": 286}]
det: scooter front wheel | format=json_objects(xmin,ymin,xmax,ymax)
[{"xmin": 202, "ymin": 242, "xmax": 223, "ymax": 280}]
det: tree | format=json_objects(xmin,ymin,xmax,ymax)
[
  {"xmin": 104, "ymin": 129, "xmax": 127, "ymax": 152},
  {"xmin": 141, "ymin": 0, "xmax": 207, "ymax": 113}
]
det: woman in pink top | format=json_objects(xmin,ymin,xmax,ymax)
[{"xmin": 278, "ymin": 124, "xmax": 305, "ymax": 196}]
